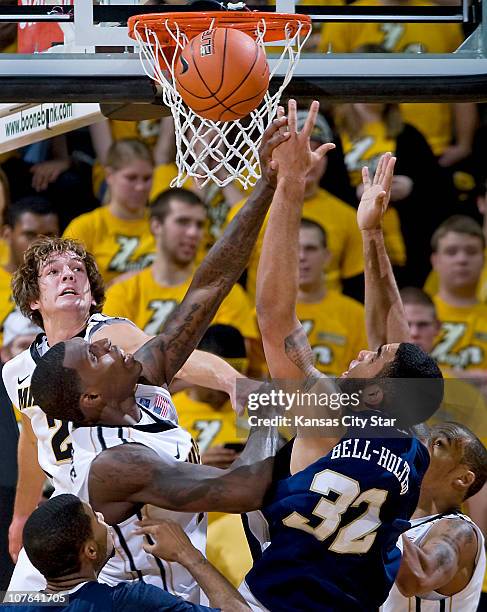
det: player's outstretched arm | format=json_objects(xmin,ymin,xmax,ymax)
[
  {"xmin": 173, "ymin": 349, "xmax": 244, "ymax": 412},
  {"xmin": 89, "ymin": 425, "xmax": 278, "ymax": 520},
  {"xmin": 396, "ymin": 519, "xmax": 477, "ymax": 597},
  {"xmin": 358, "ymin": 153, "xmax": 411, "ymax": 350},
  {"xmin": 135, "ymin": 518, "xmax": 250, "ymax": 611},
  {"xmin": 133, "ymin": 118, "xmax": 290, "ymax": 387},
  {"xmin": 256, "ymin": 100, "xmax": 335, "ymax": 379}
]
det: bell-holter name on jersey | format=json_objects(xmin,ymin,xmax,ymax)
[{"xmin": 331, "ymin": 437, "xmax": 411, "ymax": 495}]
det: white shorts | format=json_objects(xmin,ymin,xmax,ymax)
[
  {"xmin": 8, "ymin": 547, "xmax": 46, "ymax": 591},
  {"xmin": 238, "ymin": 580, "xmax": 270, "ymax": 612}
]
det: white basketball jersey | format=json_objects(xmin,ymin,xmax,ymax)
[
  {"xmin": 2, "ymin": 313, "xmax": 129, "ymax": 494},
  {"xmin": 71, "ymin": 387, "xmax": 206, "ymax": 604},
  {"xmin": 382, "ymin": 513, "xmax": 485, "ymax": 612}
]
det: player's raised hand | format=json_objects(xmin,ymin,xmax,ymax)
[
  {"xmin": 258, "ymin": 113, "xmax": 290, "ymax": 187},
  {"xmin": 134, "ymin": 517, "xmax": 198, "ymax": 564},
  {"xmin": 272, "ymin": 99, "xmax": 335, "ymax": 182},
  {"xmin": 357, "ymin": 152, "xmax": 396, "ymax": 231}
]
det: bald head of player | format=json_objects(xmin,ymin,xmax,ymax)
[
  {"xmin": 31, "ymin": 337, "xmax": 143, "ymax": 425},
  {"xmin": 422, "ymin": 422, "xmax": 487, "ymax": 506}
]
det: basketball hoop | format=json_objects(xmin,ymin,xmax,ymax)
[{"xmin": 128, "ymin": 11, "xmax": 311, "ymax": 188}]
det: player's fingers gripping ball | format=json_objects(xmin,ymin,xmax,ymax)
[{"xmin": 175, "ymin": 27, "xmax": 270, "ymax": 122}]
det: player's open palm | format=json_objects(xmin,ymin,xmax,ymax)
[
  {"xmin": 272, "ymin": 99, "xmax": 335, "ymax": 181},
  {"xmin": 357, "ymin": 152, "xmax": 396, "ymax": 231}
]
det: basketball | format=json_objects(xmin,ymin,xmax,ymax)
[{"xmin": 174, "ymin": 27, "xmax": 270, "ymax": 122}]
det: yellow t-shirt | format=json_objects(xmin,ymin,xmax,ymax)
[
  {"xmin": 431, "ymin": 295, "xmax": 487, "ymax": 370},
  {"xmin": 423, "ymin": 269, "xmax": 438, "ymax": 298},
  {"xmin": 400, "ymin": 103, "xmax": 453, "ymax": 157},
  {"xmin": 382, "ymin": 205, "xmax": 406, "ymax": 268},
  {"xmin": 0, "ymin": 266, "xmax": 14, "ymax": 347},
  {"xmin": 296, "ymin": 292, "xmax": 367, "ymax": 376},
  {"xmin": 110, "ymin": 119, "xmax": 161, "ymax": 148},
  {"xmin": 173, "ymin": 392, "xmax": 244, "ymax": 452},
  {"xmin": 206, "ymin": 513, "xmax": 253, "ymax": 588},
  {"xmin": 63, "ymin": 207, "xmax": 155, "ymax": 286},
  {"xmin": 103, "ymin": 266, "xmax": 258, "ymax": 339},
  {"xmin": 225, "ymin": 188, "xmax": 364, "ymax": 303},
  {"xmin": 150, "ymin": 162, "xmax": 192, "ymax": 200},
  {"xmin": 478, "ymin": 264, "xmax": 487, "ymax": 303},
  {"xmin": 342, "ymin": 121, "xmax": 396, "ymax": 188}
]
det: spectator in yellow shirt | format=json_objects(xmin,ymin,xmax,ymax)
[
  {"xmin": 296, "ymin": 219, "xmax": 367, "ymax": 376},
  {"xmin": 63, "ymin": 139, "xmax": 156, "ymax": 286},
  {"xmin": 225, "ymin": 111, "xmax": 364, "ymax": 302},
  {"xmin": 336, "ymin": 101, "xmax": 448, "ymax": 286},
  {"xmin": 90, "ymin": 115, "xmax": 165, "ymax": 200},
  {"xmin": 425, "ymin": 177, "xmax": 487, "ymax": 300},
  {"xmin": 103, "ymin": 187, "xmax": 259, "ymax": 369},
  {"xmin": 430, "ymin": 215, "xmax": 487, "ymax": 374},
  {"xmin": 0, "ymin": 196, "xmax": 59, "ymax": 354}
]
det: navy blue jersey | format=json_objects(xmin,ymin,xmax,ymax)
[
  {"xmin": 245, "ymin": 412, "xmax": 429, "ymax": 612},
  {"xmin": 1, "ymin": 581, "xmax": 219, "ymax": 612}
]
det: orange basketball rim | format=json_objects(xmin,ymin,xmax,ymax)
[{"xmin": 127, "ymin": 11, "xmax": 312, "ymax": 48}]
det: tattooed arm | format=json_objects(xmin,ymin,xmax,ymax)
[
  {"xmin": 397, "ymin": 518, "xmax": 478, "ymax": 597},
  {"xmin": 256, "ymin": 100, "xmax": 335, "ymax": 379},
  {"xmin": 134, "ymin": 118, "xmax": 289, "ymax": 387},
  {"xmin": 357, "ymin": 153, "xmax": 411, "ymax": 350},
  {"xmin": 89, "ymin": 426, "xmax": 279, "ymax": 523}
]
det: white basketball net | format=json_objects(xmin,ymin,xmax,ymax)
[{"xmin": 132, "ymin": 16, "xmax": 311, "ymax": 188}]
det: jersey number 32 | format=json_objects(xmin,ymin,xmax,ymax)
[{"xmin": 283, "ymin": 469, "xmax": 388, "ymax": 554}]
